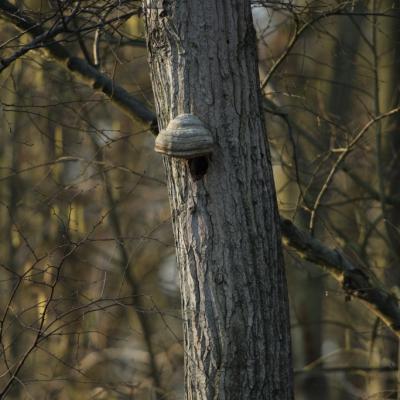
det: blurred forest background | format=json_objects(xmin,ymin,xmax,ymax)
[{"xmin": 1, "ymin": 0, "xmax": 400, "ymax": 398}]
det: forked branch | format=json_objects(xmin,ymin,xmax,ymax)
[
  {"xmin": 2, "ymin": 0, "xmax": 400, "ymax": 338},
  {"xmin": 281, "ymin": 218, "xmax": 400, "ymax": 337},
  {"xmin": 0, "ymin": 0, "xmax": 157, "ymax": 128}
]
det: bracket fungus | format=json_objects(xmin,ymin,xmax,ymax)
[{"xmin": 154, "ymin": 114, "xmax": 214, "ymax": 158}]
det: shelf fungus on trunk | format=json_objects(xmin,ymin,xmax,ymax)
[{"xmin": 154, "ymin": 113, "xmax": 214, "ymax": 180}]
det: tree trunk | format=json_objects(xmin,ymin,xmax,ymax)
[{"xmin": 144, "ymin": 1, "xmax": 293, "ymax": 398}]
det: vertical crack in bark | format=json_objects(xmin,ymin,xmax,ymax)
[{"xmin": 144, "ymin": 1, "xmax": 294, "ymax": 398}]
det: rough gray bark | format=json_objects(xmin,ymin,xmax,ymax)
[{"xmin": 144, "ymin": 1, "xmax": 293, "ymax": 399}]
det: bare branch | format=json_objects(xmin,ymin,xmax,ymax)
[
  {"xmin": 263, "ymin": 96, "xmax": 400, "ymax": 207},
  {"xmin": 0, "ymin": 0, "xmax": 157, "ymax": 129},
  {"xmin": 309, "ymin": 107, "xmax": 400, "ymax": 232},
  {"xmin": 3, "ymin": 0, "xmax": 400, "ymax": 353},
  {"xmin": 280, "ymin": 218, "xmax": 400, "ymax": 338}
]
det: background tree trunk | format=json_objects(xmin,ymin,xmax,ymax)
[{"xmin": 144, "ymin": 1, "xmax": 293, "ymax": 398}]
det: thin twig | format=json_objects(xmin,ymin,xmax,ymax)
[{"xmin": 309, "ymin": 107, "xmax": 400, "ymax": 233}]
